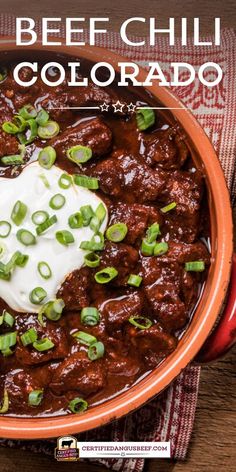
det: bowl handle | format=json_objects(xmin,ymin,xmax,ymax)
[{"xmin": 196, "ymin": 253, "xmax": 236, "ymax": 363}]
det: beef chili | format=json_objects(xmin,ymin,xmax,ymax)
[{"xmin": 0, "ymin": 61, "xmax": 211, "ymax": 417}]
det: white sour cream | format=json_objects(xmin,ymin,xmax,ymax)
[{"xmin": 0, "ymin": 162, "xmax": 107, "ymax": 313}]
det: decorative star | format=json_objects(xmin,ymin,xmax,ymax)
[
  {"xmin": 100, "ymin": 102, "xmax": 110, "ymax": 112},
  {"xmin": 127, "ymin": 102, "xmax": 136, "ymax": 113},
  {"xmin": 112, "ymin": 100, "xmax": 125, "ymax": 113}
]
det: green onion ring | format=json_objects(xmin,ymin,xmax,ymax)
[
  {"xmin": 11, "ymin": 200, "xmax": 27, "ymax": 226},
  {"xmin": 67, "ymin": 145, "xmax": 92, "ymax": 165},
  {"xmin": 29, "ymin": 287, "xmax": 47, "ymax": 305},
  {"xmin": 20, "ymin": 327, "xmax": 38, "ymax": 347},
  {"xmin": 81, "ymin": 307, "xmax": 100, "ymax": 326},
  {"xmin": 28, "ymin": 389, "xmax": 44, "ymax": 406},
  {"xmin": 73, "ymin": 174, "xmax": 99, "ymax": 190},
  {"xmin": 0, "ymin": 221, "xmax": 11, "ymax": 238},
  {"xmin": 33, "ymin": 338, "xmax": 55, "ymax": 352},
  {"xmin": 32, "ymin": 210, "xmax": 49, "ymax": 226},
  {"xmin": 129, "ymin": 316, "xmax": 153, "ymax": 330},
  {"xmin": 16, "ymin": 229, "xmax": 36, "ymax": 246},
  {"xmin": 38, "ymin": 146, "xmax": 56, "ymax": 169},
  {"xmin": 36, "ymin": 214, "xmax": 57, "ymax": 236},
  {"xmin": 106, "ymin": 222, "xmax": 128, "ymax": 242},
  {"xmin": 68, "ymin": 397, "xmax": 88, "ymax": 414},
  {"xmin": 49, "ymin": 193, "xmax": 66, "ymax": 210},
  {"xmin": 136, "ymin": 108, "xmax": 155, "ymax": 130},
  {"xmin": 55, "ymin": 230, "xmax": 74, "ymax": 246},
  {"xmin": 88, "ymin": 341, "xmax": 105, "ymax": 361},
  {"xmin": 84, "ymin": 252, "xmax": 100, "ymax": 268},
  {"xmin": 38, "ymin": 261, "xmax": 52, "ymax": 280},
  {"xmin": 58, "ymin": 173, "xmax": 72, "ymax": 189},
  {"xmin": 72, "ymin": 331, "xmax": 97, "ymax": 346},
  {"xmin": 38, "ymin": 120, "xmax": 60, "ymax": 139},
  {"xmin": 94, "ymin": 267, "xmax": 118, "ymax": 284}
]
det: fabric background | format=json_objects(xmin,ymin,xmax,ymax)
[{"xmin": 0, "ymin": 15, "xmax": 235, "ymax": 472}]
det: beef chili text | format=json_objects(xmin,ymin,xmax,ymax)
[{"xmin": 0, "ymin": 61, "xmax": 210, "ymax": 417}]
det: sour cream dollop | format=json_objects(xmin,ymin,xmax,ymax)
[{"xmin": 0, "ymin": 162, "xmax": 107, "ymax": 313}]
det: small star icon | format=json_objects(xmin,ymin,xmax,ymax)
[
  {"xmin": 100, "ymin": 102, "xmax": 109, "ymax": 112},
  {"xmin": 127, "ymin": 102, "xmax": 136, "ymax": 113},
  {"xmin": 112, "ymin": 100, "xmax": 125, "ymax": 113}
]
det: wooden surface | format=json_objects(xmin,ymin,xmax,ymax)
[{"xmin": 0, "ymin": 1, "xmax": 236, "ymax": 471}]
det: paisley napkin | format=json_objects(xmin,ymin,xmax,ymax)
[{"xmin": 0, "ymin": 16, "xmax": 235, "ymax": 471}]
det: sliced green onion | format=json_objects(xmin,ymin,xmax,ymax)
[
  {"xmin": 185, "ymin": 261, "xmax": 205, "ymax": 272},
  {"xmin": 49, "ymin": 193, "xmax": 65, "ymax": 210},
  {"xmin": 129, "ymin": 316, "xmax": 152, "ymax": 330},
  {"xmin": 28, "ymin": 389, "xmax": 43, "ymax": 406},
  {"xmin": 38, "ymin": 120, "xmax": 60, "ymax": 139},
  {"xmin": 68, "ymin": 397, "xmax": 88, "ymax": 414},
  {"xmin": 81, "ymin": 307, "xmax": 100, "ymax": 326},
  {"xmin": 80, "ymin": 205, "xmax": 94, "ymax": 226},
  {"xmin": 80, "ymin": 235, "xmax": 104, "ymax": 252},
  {"xmin": 84, "ymin": 252, "xmax": 100, "ymax": 268},
  {"xmin": 0, "ymin": 310, "xmax": 15, "ymax": 327},
  {"xmin": 33, "ymin": 338, "xmax": 55, "ymax": 352},
  {"xmin": 18, "ymin": 118, "xmax": 38, "ymax": 145},
  {"xmin": 15, "ymin": 253, "xmax": 29, "ymax": 267},
  {"xmin": 36, "ymin": 214, "xmax": 57, "ymax": 236},
  {"xmin": 95, "ymin": 203, "xmax": 106, "ymax": 223},
  {"xmin": 38, "ymin": 146, "xmax": 56, "ymax": 169},
  {"xmin": 127, "ymin": 274, "xmax": 142, "ymax": 287},
  {"xmin": 88, "ymin": 341, "xmax": 105, "ymax": 361},
  {"xmin": 0, "ymin": 67, "xmax": 7, "ymax": 83},
  {"xmin": 37, "ymin": 311, "xmax": 46, "ymax": 328},
  {"xmin": 20, "ymin": 327, "xmax": 38, "ymax": 347},
  {"xmin": 68, "ymin": 212, "xmax": 83, "ymax": 229},
  {"xmin": 11, "ymin": 200, "xmax": 27, "ymax": 226},
  {"xmin": 160, "ymin": 202, "xmax": 177, "ymax": 213},
  {"xmin": 0, "ymin": 332, "xmax": 17, "ymax": 350},
  {"xmin": 0, "ymin": 221, "xmax": 11, "ymax": 238},
  {"xmin": 36, "ymin": 108, "xmax": 49, "ymax": 126},
  {"xmin": 38, "ymin": 261, "xmax": 52, "ymax": 280},
  {"xmin": 4, "ymin": 251, "xmax": 22, "ymax": 274},
  {"xmin": 72, "ymin": 331, "xmax": 97, "ymax": 346},
  {"xmin": 0, "ymin": 264, "xmax": 11, "ymax": 280},
  {"xmin": 106, "ymin": 223, "xmax": 128, "ymax": 242},
  {"xmin": 19, "ymin": 104, "xmax": 37, "ymax": 120},
  {"xmin": 29, "ymin": 287, "xmax": 47, "ymax": 305},
  {"xmin": 55, "ymin": 230, "xmax": 74, "ymax": 246},
  {"xmin": 73, "ymin": 174, "xmax": 99, "ymax": 190},
  {"xmin": 146, "ymin": 222, "xmax": 161, "ymax": 243},
  {"xmin": 67, "ymin": 145, "xmax": 92, "ymax": 165},
  {"xmin": 136, "ymin": 108, "xmax": 155, "ymax": 130},
  {"xmin": 141, "ymin": 238, "xmax": 155, "ymax": 256},
  {"xmin": 58, "ymin": 173, "xmax": 72, "ymax": 189},
  {"xmin": 39, "ymin": 299, "xmax": 65, "ymax": 321},
  {"xmin": 0, "ymin": 389, "xmax": 9, "ymax": 413},
  {"xmin": 17, "ymin": 229, "xmax": 36, "ymax": 246},
  {"xmin": 95, "ymin": 267, "xmax": 118, "ymax": 284},
  {"xmin": 2, "ymin": 121, "xmax": 19, "ymax": 134},
  {"xmin": 1, "ymin": 155, "xmax": 24, "ymax": 166},
  {"xmin": 32, "ymin": 210, "xmax": 49, "ymax": 225},
  {"xmin": 12, "ymin": 116, "xmax": 26, "ymax": 133},
  {"xmin": 154, "ymin": 242, "xmax": 169, "ymax": 256},
  {"xmin": 39, "ymin": 173, "xmax": 50, "ymax": 189}
]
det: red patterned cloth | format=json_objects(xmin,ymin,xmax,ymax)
[{"xmin": 0, "ymin": 16, "xmax": 235, "ymax": 472}]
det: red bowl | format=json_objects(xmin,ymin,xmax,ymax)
[{"xmin": 0, "ymin": 41, "xmax": 233, "ymax": 439}]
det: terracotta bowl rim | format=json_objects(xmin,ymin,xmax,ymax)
[{"xmin": 0, "ymin": 41, "xmax": 233, "ymax": 439}]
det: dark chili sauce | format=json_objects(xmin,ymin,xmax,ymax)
[{"xmin": 0, "ymin": 58, "xmax": 211, "ymax": 417}]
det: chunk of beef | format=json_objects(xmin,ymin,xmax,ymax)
[
  {"xmin": 162, "ymin": 170, "xmax": 203, "ymax": 217},
  {"xmin": 143, "ymin": 127, "xmax": 188, "ymax": 169},
  {"xmin": 91, "ymin": 151, "xmax": 166, "ymax": 203},
  {"xmin": 58, "ymin": 267, "xmax": 90, "ymax": 311},
  {"xmin": 0, "ymin": 130, "xmax": 19, "ymax": 158},
  {"xmin": 163, "ymin": 212, "xmax": 200, "ymax": 243},
  {"xmin": 4, "ymin": 366, "xmax": 52, "ymax": 409},
  {"xmin": 163, "ymin": 241, "xmax": 210, "ymax": 265},
  {"xmin": 15, "ymin": 324, "xmax": 69, "ymax": 366},
  {"xmin": 100, "ymin": 291, "xmax": 143, "ymax": 331},
  {"xmin": 144, "ymin": 284, "xmax": 187, "ymax": 332},
  {"xmin": 140, "ymin": 257, "xmax": 182, "ymax": 288},
  {"xmin": 49, "ymin": 351, "xmax": 105, "ymax": 396},
  {"xmin": 98, "ymin": 242, "xmax": 139, "ymax": 286},
  {"xmin": 49, "ymin": 117, "xmax": 112, "ymax": 160},
  {"xmin": 128, "ymin": 324, "xmax": 177, "ymax": 367},
  {"xmin": 108, "ymin": 202, "xmax": 163, "ymax": 245}
]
